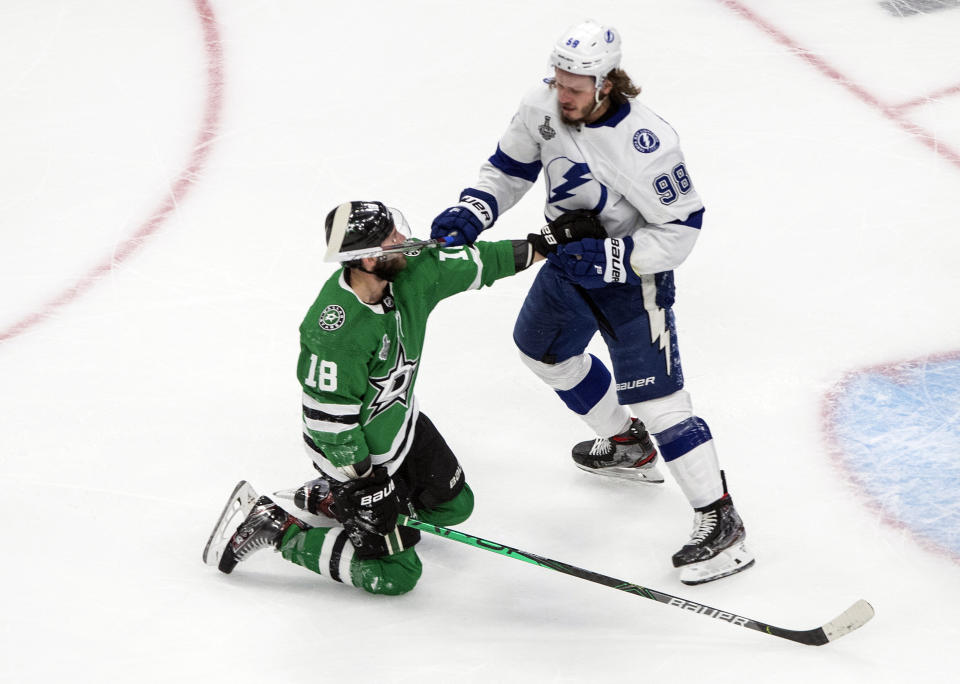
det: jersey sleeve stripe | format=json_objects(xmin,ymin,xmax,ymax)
[
  {"xmin": 668, "ymin": 207, "xmax": 704, "ymax": 230},
  {"xmin": 302, "ymin": 393, "xmax": 361, "ymax": 415},
  {"xmin": 303, "ymin": 400, "xmax": 418, "ymax": 481},
  {"xmin": 303, "ymin": 429, "xmax": 326, "ymax": 455},
  {"xmin": 303, "ymin": 406, "xmax": 360, "ymax": 425},
  {"xmin": 303, "ymin": 416, "xmax": 358, "ymax": 434},
  {"xmin": 489, "ymin": 144, "xmax": 542, "ymax": 182},
  {"xmin": 466, "ymin": 245, "xmax": 484, "ymax": 290}
]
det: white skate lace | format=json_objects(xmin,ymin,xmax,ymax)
[
  {"xmin": 588, "ymin": 437, "xmax": 613, "ymax": 456},
  {"xmin": 236, "ymin": 535, "xmax": 273, "ymax": 559},
  {"xmin": 688, "ymin": 510, "xmax": 718, "ymax": 544}
]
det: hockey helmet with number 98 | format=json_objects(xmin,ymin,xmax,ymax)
[
  {"xmin": 324, "ymin": 200, "xmax": 411, "ymax": 263},
  {"xmin": 548, "ymin": 19, "xmax": 621, "ymax": 89}
]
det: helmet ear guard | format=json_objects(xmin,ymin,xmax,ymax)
[{"xmin": 548, "ymin": 19, "xmax": 621, "ymax": 90}]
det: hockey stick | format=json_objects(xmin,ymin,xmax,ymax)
[
  {"xmin": 399, "ymin": 515, "xmax": 874, "ymax": 646},
  {"xmin": 324, "ymin": 237, "xmax": 447, "ymax": 263}
]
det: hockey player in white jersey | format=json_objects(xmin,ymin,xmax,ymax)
[{"xmin": 431, "ymin": 19, "xmax": 754, "ymax": 584}]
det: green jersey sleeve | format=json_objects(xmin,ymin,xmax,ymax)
[
  {"xmin": 297, "ymin": 335, "xmax": 375, "ymax": 470},
  {"xmin": 411, "ymin": 240, "xmax": 517, "ymax": 307}
]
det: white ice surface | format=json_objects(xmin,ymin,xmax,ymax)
[{"xmin": 2, "ymin": 1, "xmax": 960, "ymax": 682}]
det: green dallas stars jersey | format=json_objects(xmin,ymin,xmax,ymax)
[{"xmin": 297, "ymin": 240, "xmax": 518, "ymax": 482}]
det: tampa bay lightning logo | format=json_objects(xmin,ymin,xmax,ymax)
[
  {"xmin": 545, "ymin": 157, "xmax": 608, "ymax": 214},
  {"xmin": 633, "ymin": 129, "xmax": 660, "ymax": 153},
  {"xmin": 605, "ymin": 30, "xmax": 615, "ymax": 43}
]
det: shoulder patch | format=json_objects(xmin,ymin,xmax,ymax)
[
  {"xmin": 538, "ymin": 115, "xmax": 557, "ymax": 140},
  {"xmin": 319, "ymin": 304, "xmax": 345, "ymax": 331},
  {"xmin": 633, "ymin": 129, "xmax": 660, "ymax": 153}
]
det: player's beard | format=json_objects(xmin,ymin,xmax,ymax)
[
  {"xmin": 372, "ymin": 254, "xmax": 407, "ymax": 281},
  {"xmin": 559, "ymin": 94, "xmax": 607, "ymax": 126},
  {"xmin": 559, "ymin": 103, "xmax": 592, "ymax": 125}
]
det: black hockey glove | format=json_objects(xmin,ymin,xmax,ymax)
[
  {"xmin": 527, "ymin": 209, "xmax": 608, "ymax": 256},
  {"xmin": 334, "ymin": 467, "xmax": 399, "ymax": 536},
  {"xmin": 332, "ymin": 467, "xmax": 419, "ymax": 559}
]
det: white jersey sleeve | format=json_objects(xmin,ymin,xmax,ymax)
[{"xmin": 470, "ymin": 90, "xmax": 550, "ymax": 219}]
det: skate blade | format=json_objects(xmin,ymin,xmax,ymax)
[
  {"xmin": 574, "ymin": 462, "xmax": 665, "ymax": 484},
  {"xmin": 679, "ymin": 542, "xmax": 755, "ymax": 585},
  {"xmin": 202, "ymin": 480, "xmax": 259, "ymax": 566}
]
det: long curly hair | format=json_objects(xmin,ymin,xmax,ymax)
[{"xmin": 606, "ymin": 69, "xmax": 642, "ymax": 104}]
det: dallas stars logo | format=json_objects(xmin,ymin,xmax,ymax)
[
  {"xmin": 368, "ymin": 340, "xmax": 418, "ymax": 420},
  {"xmin": 319, "ymin": 304, "xmax": 345, "ymax": 331}
]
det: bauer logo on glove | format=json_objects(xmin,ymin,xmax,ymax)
[
  {"xmin": 549, "ymin": 236, "xmax": 642, "ymax": 288},
  {"xmin": 607, "ymin": 238, "xmax": 625, "ymax": 282},
  {"xmin": 360, "ymin": 478, "xmax": 396, "ymax": 507}
]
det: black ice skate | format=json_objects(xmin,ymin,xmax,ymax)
[
  {"xmin": 571, "ymin": 418, "xmax": 664, "ymax": 484},
  {"xmin": 672, "ymin": 492, "xmax": 755, "ymax": 585},
  {"xmin": 204, "ymin": 486, "xmax": 303, "ymax": 574}
]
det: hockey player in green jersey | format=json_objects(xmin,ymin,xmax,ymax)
[{"xmin": 204, "ymin": 200, "xmax": 586, "ymax": 595}]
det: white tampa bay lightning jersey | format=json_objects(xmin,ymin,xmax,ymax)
[{"xmin": 471, "ymin": 82, "xmax": 705, "ymax": 275}]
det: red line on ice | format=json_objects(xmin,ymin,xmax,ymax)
[
  {"xmin": 0, "ymin": 0, "xmax": 224, "ymax": 344},
  {"xmin": 716, "ymin": 0, "xmax": 960, "ymax": 171},
  {"xmin": 892, "ymin": 81, "xmax": 960, "ymax": 111}
]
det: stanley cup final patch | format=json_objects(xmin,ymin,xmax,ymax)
[
  {"xmin": 319, "ymin": 305, "xmax": 345, "ymax": 331},
  {"xmin": 539, "ymin": 115, "xmax": 557, "ymax": 140}
]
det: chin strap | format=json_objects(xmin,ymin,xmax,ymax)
[{"xmin": 588, "ymin": 82, "xmax": 609, "ymax": 117}]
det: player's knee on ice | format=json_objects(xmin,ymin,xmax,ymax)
[
  {"xmin": 352, "ymin": 548, "xmax": 423, "ymax": 595},
  {"xmin": 280, "ymin": 524, "xmax": 424, "ymax": 595},
  {"xmin": 352, "ymin": 483, "xmax": 473, "ymax": 595}
]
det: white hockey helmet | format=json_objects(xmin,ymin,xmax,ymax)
[{"xmin": 548, "ymin": 19, "xmax": 621, "ymax": 88}]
